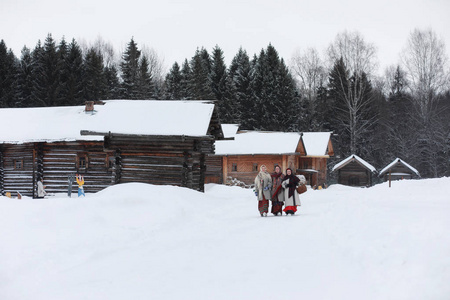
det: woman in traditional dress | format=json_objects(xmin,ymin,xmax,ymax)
[
  {"xmin": 270, "ymin": 165, "xmax": 285, "ymax": 216},
  {"xmin": 281, "ymin": 168, "xmax": 301, "ymax": 215},
  {"xmin": 254, "ymin": 165, "xmax": 272, "ymax": 217}
]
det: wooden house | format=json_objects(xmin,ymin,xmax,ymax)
[
  {"xmin": 205, "ymin": 127, "xmax": 334, "ymax": 187},
  {"xmin": 297, "ymin": 132, "xmax": 334, "ymax": 187},
  {"xmin": 0, "ymin": 100, "xmax": 223, "ymax": 198},
  {"xmin": 379, "ymin": 158, "xmax": 420, "ymax": 181},
  {"xmin": 332, "ymin": 154, "xmax": 377, "ymax": 187}
]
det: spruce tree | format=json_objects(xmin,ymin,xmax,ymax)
[
  {"xmin": 223, "ymin": 47, "xmax": 252, "ymax": 124},
  {"xmin": 16, "ymin": 46, "xmax": 34, "ymax": 107},
  {"xmin": 164, "ymin": 62, "xmax": 183, "ymax": 100},
  {"xmin": 120, "ymin": 38, "xmax": 141, "ymax": 99},
  {"xmin": 137, "ymin": 54, "xmax": 154, "ymax": 99},
  {"xmin": 209, "ymin": 45, "xmax": 227, "ymax": 101},
  {"xmin": 30, "ymin": 34, "xmax": 61, "ymax": 107},
  {"xmin": 180, "ymin": 59, "xmax": 192, "ymax": 99},
  {"xmin": 248, "ymin": 44, "xmax": 298, "ymax": 131},
  {"xmin": 0, "ymin": 40, "xmax": 19, "ymax": 107},
  {"xmin": 104, "ymin": 64, "xmax": 120, "ymax": 99},
  {"xmin": 189, "ymin": 48, "xmax": 213, "ymax": 100},
  {"xmin": 84, "ymin": 48, "xmax": 106, "ymax": 101},
  {"xmin": 62, "ymin": 39, "xmax": 84, "ymax": 105}
]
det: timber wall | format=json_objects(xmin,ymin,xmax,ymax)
[
  {"xmin": 1, "ymin": 144, "xmax": 34, "ymax": 197},
  {"xmin": 337, "ymin": 161, "xmax": 372, "ymax": 186},
  {"xmin": 42, "ymin": 142, "xmax": 114, "ymax": 194}
]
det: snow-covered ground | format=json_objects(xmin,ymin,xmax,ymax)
[{"xmin": 1, "ymin": 178, "xmax": 449, "ymax": 300}]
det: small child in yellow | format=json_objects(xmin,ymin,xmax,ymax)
[{"xmin": 76, "ymin": 174, "xmax": 85, "ymax": 197}]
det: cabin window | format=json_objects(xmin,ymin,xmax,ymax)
[
  {"xmin": 106, "ymin": 155, "xmax": 115, "ymax": 170},
  {"xmin": 303, "ymin": 161, "xmax": 308, "ymax": 169},
  {"xmin": 232, "ymin": 163, "xmax": 237, "ymax": 172},
  {"xmin": 14, "ymin": 160, "xmax": 24, "ymax": 170},
  {"xmin": 252, "ymin": 163, "xmax": 258, "ymax": 172},
  {"xmin": 77, "ymin": 155, "xmax": 88, "ymax": 169}
]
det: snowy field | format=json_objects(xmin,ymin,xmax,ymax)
[{"xmin": 1, "ymin": 178, "xmax": 449, "ymax": 300}]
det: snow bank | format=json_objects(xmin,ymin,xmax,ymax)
[{"xmin": 1, "ymin": 178, "xmax": 449, "ymax": 300}]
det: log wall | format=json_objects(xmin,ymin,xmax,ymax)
[
  {"xmin": 337, "ymin": 161, "xmax": 372, "ymax": 186},
  {"xmin": 42, "ymin": 142, "xmax": 114, "ymax": 194},
  {"xmin": 1, "ymin": 144, "xmax": 34, "ymax": 197},
  {"xmin": 205, "ymin": 155, "xmax": 223, "ymax": 184}
]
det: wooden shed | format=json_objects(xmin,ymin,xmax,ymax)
[
  {"xmin": 332, "ymin": 154, "xmax": 377, "ymax": 187},
  {"xmin": 379, "ymin": 158, "xmax": 420, "ymax": 181},
  {"xmin": 205, "ymin": 127, "xmax": 334, "ymax": 187},
  {"xmin": 0, "ymin": 100, "xmax": 223, "ymax": 197}
]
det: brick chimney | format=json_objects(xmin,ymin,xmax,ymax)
[{"xmin": 85, "ymin": 101, "xmax": 94, "ymax": 112}]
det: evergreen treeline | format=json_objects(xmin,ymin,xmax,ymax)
[{"xmin": 1, "ymin": 31, "xmax": 449, "ymax": 179}]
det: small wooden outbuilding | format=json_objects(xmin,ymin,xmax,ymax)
[
  {"xmin": 332, "ymin": 154, "xmax": 377, "ymax": 187},
  {"xmin": 379, "ymin": 158, "xmax": 420, "ymax": 181},
  {"xmin": 0, "ymin": 100, "xmax": 223, "ymax": 197}
]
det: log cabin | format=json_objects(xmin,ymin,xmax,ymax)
[
  {"xmin": 0, "ymin": 100, "xmax": 224, "ymax": 198},
  {"xmin": 332, "ymin": 154, "xmax": 377, "ymax": 187},
  {"xmin": 205, "ymin": 127, "xmax": 334, "ymax": 187},
  {"xmin": 379, "ymin": 158, "xmax": 420, "ymax": 181}
]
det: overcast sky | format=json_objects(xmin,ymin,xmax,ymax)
[{"xmin": 1, "ymin": 0, "xmax": 449, "ymax": 75}]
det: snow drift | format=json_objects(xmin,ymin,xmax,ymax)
[{"xmin": 1, "ymin": 178, "xmax": 449, "ymax": 300}]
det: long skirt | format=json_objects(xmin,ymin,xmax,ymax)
[
  {"xmin": 258, "ymin": 195, "xmax": 269, "ymax": 215},
  {"xmin": 283, "ymin": 205, "xmax": 298, "ymax": 214},
  {"xmin": 271, "ymin": 200, "xmax": 283, "ymax": 215}
]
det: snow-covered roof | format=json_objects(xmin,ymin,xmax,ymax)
[
  {"xmin": 221, "ymin": 124, "xmax": 239, "ymax": 139},
  {"xmin": 332, "ymin": 154, "xmax": 377, "ymax": 173},
  {"xmin": 214, "ymin": 131, "xmax": 301, "ymax": 155},
  {"xmin": 301, "ymin": 132, "xmax": 332, "ymax": 157},
  {"xmin": 379, "ymin": 158, "xmax": 420, "ymax": 177},
  {"xmin": 0, "ymin": 100, "xmax": 216, "ymax": 144}
]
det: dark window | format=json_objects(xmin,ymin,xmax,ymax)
[
  {"xmin": 252, "ymin": 163, "xmax": 258, "ymax": 172},
  {"xmin": 78, "ymin": 156, "xmax": 87, "ymax": 169},
  {"xmin": 14, "ymin": 160, "xmax": 23, "ymax": 170},
  {"xmin": 232, "ymin": 163, "xmax": 237, "ymax": 172}
]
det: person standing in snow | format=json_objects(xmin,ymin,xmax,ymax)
[
  {"xmin": 254, "ymin": 165, "xmax": 272, "ymax": 217},
  {"xmin": 281, "ymin": 168, "xmax": 301, "ymax": 215},
  {"xmin": 270, "ymin": 165, "xmax": 285, "ymax": 216},
  {"xmin": 36, "ymin": 177, "xmax": 47, "ymax": 198},
  {"xmin": 76, "ymin": 174, "xmax": 85, "ymax": 197}
]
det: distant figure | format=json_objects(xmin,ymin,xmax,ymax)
[
  {"xmin": 281, "ymin": 168, "xmax": 301, "ymax": 215},
  {"xmin": 270, "ymin": 165, "xmax": 285, "ymax": 216},
  {"xmin": 76, "ymin": 174, "xmax": 85, "ymax": 197},
  {"xmin": 37, "ymin": 177, "xmax": 47, "ymax": 198},
  {"xmin": 254, "ymin": 165, "xmax": 272, "ymax": 217}
]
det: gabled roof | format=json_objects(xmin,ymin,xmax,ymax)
[
  {"xmin": 214, "ymin": 131, "xmax": 302, "ymax": 155},
  {"xmin": 379, "ymin": 158, "xmax": 420, "ymax": 177},
  {"xmin": 301, "ymin": 132, "xmax": 333, "ymax": 157},
  {"xmin": 332, "ymin": 154, "xmax": 377, "ymax": 173},
  {"xmin": 0, "ymin": 100, "xmax": 219, "ymax": 144}
]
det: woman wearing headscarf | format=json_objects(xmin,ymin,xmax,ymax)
[
  {"xmin": 270, "ymin": 165, "xmax": 285, "ymax": 216},
  {"xmin": 254, "ymin": 165, "xmax": 272, "ymax": 217},
  {"xmin": 281, "ymin": 168, "xmax": 301, "ymax": 215}
]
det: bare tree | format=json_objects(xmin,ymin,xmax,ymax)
[
  {"xmin": 290, "ymin": 47, "xmax": 327, "ymax": 130},
  {"xmin": 326, "ymin": 31, "xmax": 379, "ymax": 154},
  {"xmin": 400, "ymin": 28, "xmax": 450, "ymax": 177},
  {"xmin": 401, "ymin": 28, "xmax": 450, "ymax": 124},
  {"xmin": 291, "ymin": 47, "xmax": 326, "ymax": 102},
  {"xmin": 140, "ymin": 45, "xmax": 166, "ymax": 95}
]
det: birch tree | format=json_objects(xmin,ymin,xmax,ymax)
[
  {"xmin": 290, "ymin": 47, "xmax": 326, "ymax": 130},
  {"xmin": 326, "ymin": 31, "xmax": 378, "ymax": 154}
]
